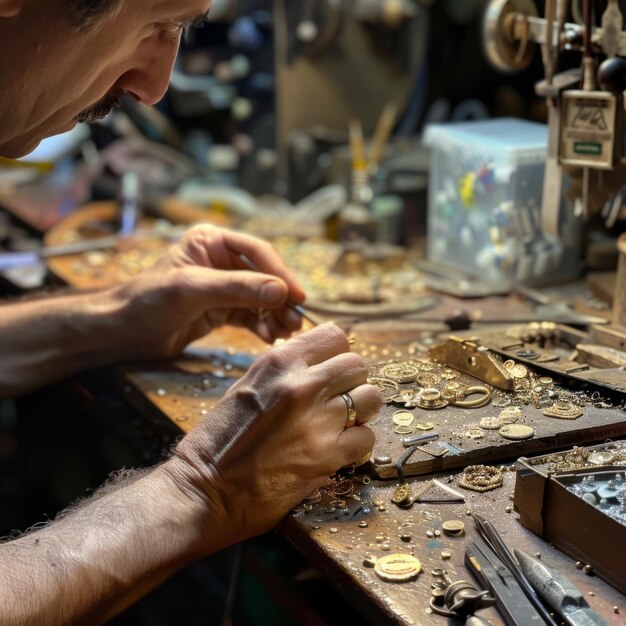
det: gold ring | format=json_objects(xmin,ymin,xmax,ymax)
[
  {"xmin": 341, "ymin": 392, "xmax": 358, "ymax": 428},
  {"xmin": 450, "ymin": 386, "xmax": 492, "ymax": 409}
]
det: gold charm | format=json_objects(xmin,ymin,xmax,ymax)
[
  {"xmin": 374, "ymin": 554, "xmax": 422, "ymax": 582},
  {"xmin": 389, "ymin": 390, "xmax": 417, "ymax": 405},
  {"xmin": 333, "ymin": 480, "xmax": 354, "ymax": 496},
  {"xmin": 479, "ymin": 416, "xmax": 506, "ymax": 430},
  {"xmin": 459, "ymin": 465, "xmax": 504, "ymax": 492},
  {"xmin": 510, "ymin": 364, "xmax": 529, "ymax": 379},
  {"xmin": 416, "ymin": 388, "xmax": 448, "ymax": 410},
  {"xmin": 417, "ymin": 372, "xmax": 442, "ymax": 387},
  {"xmin": 415, "ymin": 421, "xmax": 435, "ymax": 431},
  {"xmin": 480, "ymin": 406, "xmax": 521, "ymax": 430},
  {"xmin": 543, "ymin": 401, "xmax": 583, "ymax": 420},
  {"xmin": 499, "ymin": 406, "xmax": 522, "ymax": 421},
  {"xmin": 391, "ymin": 483, "xmax": 412, "ymax": 505},
  {"xmin": 381, "ymin": 362, "xmax": 419, "ymax": 384}
]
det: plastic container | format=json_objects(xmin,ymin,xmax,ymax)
[{"xmin": 424, "ymin": 118, "xmax": 581, "ymax": 285}]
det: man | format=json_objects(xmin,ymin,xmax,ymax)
[{"xmin": 0, "ymin": 1, "xmax": 381, "ymax": 624}]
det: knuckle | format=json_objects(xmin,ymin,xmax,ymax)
[
  {"xmin": 348, "ymin": 430, "xmax": 376, "ymax": 460},
  {"xmin": 167, "ymin": 267, "xmax": 198, "ymax": 300},
  {"xmin": 364, "ymin": 384, "xmax": 384, "ymax": 412},
  {"xmin": 230, "ymin": 383, "xmax": 274, "ymax": 415},
  {"xmin": 257, "ymin": 349, "xmax": 288, "ymax": 373},
  {"xmin": 343, "ymin": 353, "xmax": 368, "ymax": 377},
  {"xmin": 185, "ymin": 223, "xmax": 215, "ymax": 240}
]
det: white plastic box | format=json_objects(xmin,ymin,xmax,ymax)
[{"xmin": 424, "ymin": 118, "xmax": 581, "ymax": 285}]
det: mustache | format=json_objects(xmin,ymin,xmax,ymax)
[{"xmin": 75, "ymin": 89, "xmax": 125, "ymax": 124}]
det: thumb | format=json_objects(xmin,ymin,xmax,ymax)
[{"xmin": 178, "ymin": 267, "xmax": 290, "ymax": 310}]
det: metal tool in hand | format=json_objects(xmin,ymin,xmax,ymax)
[{"xmin": 238, "ymin": 254, "xmax": 321, "ymax": 326}]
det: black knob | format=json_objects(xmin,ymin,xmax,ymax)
[{"xmin": 598, "ymin": 56, "xmax": 626, "ymax": 94}]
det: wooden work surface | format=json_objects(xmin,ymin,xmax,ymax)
[
  {"xmin": 42, "ymin": 207, "xmax": 624, "ymax": 621},
  {"xmin": 278, "ymin": 472, "xmax": 625, "ymax": 626},
  {"xmin": 121, "ymin": 320, "xmax": 626, "ymax": 481},
  {"xmin": 118, "ymin": 324, "xmax": 626, "ymax": 625}
]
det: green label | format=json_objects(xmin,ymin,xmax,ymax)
[{"xmin": 573, "ymin": 142, "xmax": 602, "ymax": 156}]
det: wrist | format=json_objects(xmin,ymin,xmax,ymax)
[
  {"xmin": 64, "ymin": 287, "xmax": 136, "ymax": 365},
  {"xmin": 158, "ymin": 455, "xmax": 235, "ymax": 557}
]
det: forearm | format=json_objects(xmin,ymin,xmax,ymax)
[
  {"xmin": 0, "ymin": 290, "xmax": 130, "ymax": 397},
  {"xmin": 0, "ymin": 460, "xmax": 217, "ymax": 626}
]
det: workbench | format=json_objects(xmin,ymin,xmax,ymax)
[
  {"xmin": 119, "ymin": 324, "xmax": 626, "ymax": 625},
  {"xmin": 25, "ymin": 206, "xmax": 626, "ymax": 623}
]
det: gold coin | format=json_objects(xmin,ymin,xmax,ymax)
[
  {"xmin": 539, "ymin": 377, "xmax": 554, "ymax": 386},
  {"xmin": 374, "ymin": 554, "xmax": 422, "ymax": 582},
  {"xmin": 415, "ymin": 422, "xmax": 435, "ymax": 431},
  {"xmin": 499, "ymin": 424, "xmax": 535, "ymax": 440},
  {"xmin": 442, "ymin": 520, "xmax": 465, "ymax": 536},
  {"xmin": 394, "ymin": 425, "xmax": 414, "ymax": 435},
  {"xmin": 393, "ymin": 411, "xmax": 415, "ymax": 426},
  {"xmin": 511, "ymin": 364, "xmax": 528, "ymax": 379}
]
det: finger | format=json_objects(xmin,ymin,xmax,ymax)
[
  {"xmin": 327, "ymin": 384, "xmax": 382, "ymax": 429},
  {"xmin": 308, "ymin": 352, "xmax": 368, "ymax": 399},
  {"xmin": 221, "ymin": 230, "xmax": 306, "ymax": 303},
  {"xmin": 275, "ymin": 323, "xmax": 350, "ymax": 367},
  {"xmin": 225, "ymin": 307, "xmax": 296, "ymax": 344},
  {"xmin": 177, "ymin": 267, "xmax": 291, "ymax": 311},
  {"xmin": 335, "ymin": 426, "xmax": 376, "ymax": 468},
  {"xmin": 272, "ymin": 305, "xmax": 304, "ymax": 333},
  {"xmin": 262, "ymin": 311, "xmax": 299, "ymax": 342}
]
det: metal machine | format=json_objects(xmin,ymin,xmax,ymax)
[
  {"xmin": 482, "ymin": 0, "xmax": 626, "ymax": 374},
  {"xmin": 483, "ymin": 0, "xmax": 626, "ymax": 238}
]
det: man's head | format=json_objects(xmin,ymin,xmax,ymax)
[{"xmin": 0, "ymin": 1, "xmax": 211, "ymax": 158}]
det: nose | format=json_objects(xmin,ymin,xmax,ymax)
[{"xmin": 116, "ymin": 33, "xmax": 180, "ymax": 105}]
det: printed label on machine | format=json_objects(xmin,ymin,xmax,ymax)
[{"xmin": 560, "ymin": 91, "xmax": 618, "ymax": 169}]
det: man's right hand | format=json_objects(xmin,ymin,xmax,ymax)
[{"xmin": 164, "ymin": 323, "xmax": 381, "ymax": 552}]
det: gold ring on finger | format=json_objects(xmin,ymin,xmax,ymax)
[{"xmin": 341, "ymin": 392, "xmax": 358, "ymax": 428}]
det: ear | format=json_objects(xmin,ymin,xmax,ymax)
[{"xmin": 0, "ymin": 0, "xmax": 21, "ymax": 18}]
